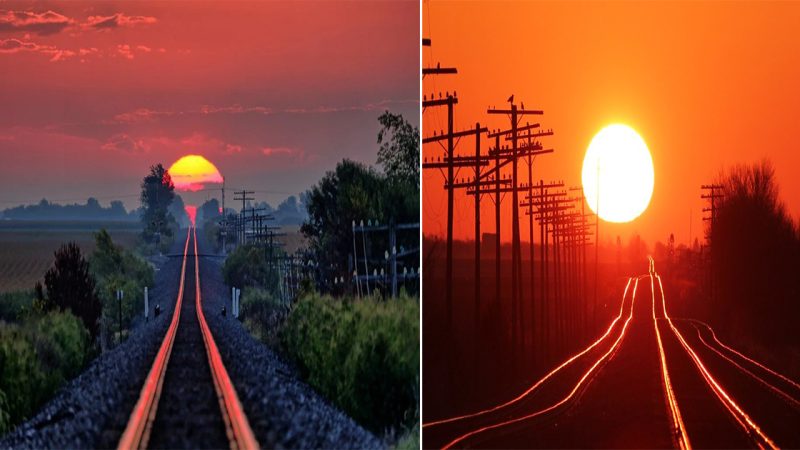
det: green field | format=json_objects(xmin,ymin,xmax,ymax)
[{"xmin": 0, "ymin": 221, "xmax": 141, "ymax": 293}]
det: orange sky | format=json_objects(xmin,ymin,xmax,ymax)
[
  {"xmin": 0, "ymin": 1, "xmax": 417, "ymax": 210},
  {"xmin": 423, "ymin": 1, "xmax": 800, "ymax": 247}
]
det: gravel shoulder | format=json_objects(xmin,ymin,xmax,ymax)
[{"xmin": 196, "ymin": 233, "xmax": 383, "ymax": 449}]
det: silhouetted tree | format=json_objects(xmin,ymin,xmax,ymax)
[
  {"xmin": 35, "ymin": 243, "xmax": 102, "ymax": 341},
  {"xmin": 140, "ymin": 164, "xmax": 176, "ymax": 242},
  {"xmin": 712, "ymin": 159, "xmax": 800, "ymax": 347}
]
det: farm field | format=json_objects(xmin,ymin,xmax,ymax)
[{"xmin": 0, "ymin": 221, "xmax": 141, "ymax": 293}]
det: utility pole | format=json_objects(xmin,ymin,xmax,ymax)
[
  {"xmin": 423, "ymin": 95, "xmax": 491, "ymax": 328},
  {"xmin": 488, "ymin": 98, "xmax": 545, "ymax": 368},
  {"xmin": 233, "ymin": 190, "xmax": 254, "ymax": 245},
  {"xmin": 701, "ymin": 184, "xmax": 724, "ymax": 311}
]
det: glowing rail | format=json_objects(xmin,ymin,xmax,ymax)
[
  {"xmin": 655, "ymin": 274, "xmax": 777, "ymax": 450},
  {"xmin": 118, "ymin": 228, "xmax": 191, "ymax": 450},
  {"xmin": 441, "ymin": 278, "xmax": 640, "ymax": 450},
  {"xmin": 649, "ymin": 271, "xmax": 690, "ymax": 450},
  {"xmin": 423, "ymin": 278, "xmax": 634, "ymax": 429},
  {"xmin": 192, "ymin": 227, "xmax": 259, "ymax": 450},
  {"xmin": 686, "ymin": 320, "xmax": 800, "ymax": 410},
  {"xmin": 689, "ymin": 318, "xmax": 800, "ymax": 394},
  {"xmin": 118, "ymin": 228, "xmax": 258, "ymax": 450}
]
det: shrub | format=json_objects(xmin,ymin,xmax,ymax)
[
  {"xmin": 239, "ymin": 288, "xmax": 289, "ymax": 347},
  {"xmin": 0, "ymin": 311, "xmax": 90, "ymax": 433},
  {"xmin": 282, "ymin": 292, "xmax": 419, "ymax": 435},
  {"xmin": 91, "ymin": 229, "xmax": 154, "ymax": 347},
  {"xmin": 0, "ymin": 290, "xmax": 34, "ymax": 322},
  {"xmin": 222, "ymin": 245, "xmax": 280, "ymax": 294}
]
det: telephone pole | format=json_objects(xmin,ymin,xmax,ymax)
[
  {"xmin": 488, "ymin": 97, "xmax": 545, "ymax": 367},
  {"xmin": 701, "ymin": 184, "xmax": 724, "ymax": 310},
  {"xmin": 233, "ymin": 189, "xmax": 254, "ymax": 245}
]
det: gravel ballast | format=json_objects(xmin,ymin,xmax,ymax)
[{"xmin": 1, "ymin": 229, "xmax": 382, "ymax": 449}]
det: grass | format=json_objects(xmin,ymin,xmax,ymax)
[{"xmin": 0, "ymin": 222, "xmax": 140, "ymax": 293}]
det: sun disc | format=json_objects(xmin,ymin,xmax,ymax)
[
  {"xmin": 168, "ymin": 154, "xmax": 224, "ymax": 192},
  {"xmin": 582, "ymin": 124, "xmax": 654, "ymax": 223}
]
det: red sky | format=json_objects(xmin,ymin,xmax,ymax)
[
  {"xmin": 423, "ymin": 1, "xmax": 800, "ymax": 247},
  {"xmin": 0, "ymin": 1, "xmax": 418, "ymax": 210}
]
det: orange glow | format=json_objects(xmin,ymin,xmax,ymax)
[
  {"xmin": 185, "ymin": 205, "xmax": 197, "ymax": 226},
  {"xmin": 423, "ymin": 2, "xmax": 800, "ymax": 245},
  {"xmin": 442, "ymin": 278, "xmax": 640, "ymax": 449},
  {"xmin": 656, "ymin": 274, "xmax": 777, "ymax": 449},
  {"xmin": 167, "ymin": 154, "xmax": 223, "ymax": 192},
  {"xmin": 424, "ymin": 278, "xmax": 633, "ymax": 428}
]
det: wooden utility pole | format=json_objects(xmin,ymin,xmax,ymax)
[
  {"xmin": 701, "ymin": 184, "xmax": 724, "ymax": 310},
  {"xmin": 233, "ymin": 190, "xmax": 254, "ymax": 245},
  {"xmin": 422, "ymin": 108, "xmax": 487, "ymax": 327},
  {"xmin": 421, "ymin": 36, "xmax": 458, "ymax": 327},
  {"xmin": 487, "ymin": 97, "xmax": 544, "ymax": 365}
]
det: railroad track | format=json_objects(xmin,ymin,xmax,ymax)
[
  {"xmin": 117, "ymin": 228, "xmax": 258, "ymax": 450},
  {"xmin": 422, "ymin": 277, "xmax": 639, "ymax": 448},
  {"xmin": 425, "ymin": 258, "xmax": 800, "ymax": 449}
]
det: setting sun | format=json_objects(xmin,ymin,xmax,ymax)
[
  {"xmin": 582, "ymin": 124, "xmax": 654, "ymax": 223},
  {"xmin": 167, "ymin": 154, "xmax": 224, "ymax": 192}
]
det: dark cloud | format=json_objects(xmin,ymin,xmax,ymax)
[
  {"xmin": 0, "ymin": 10, "xmax": 73, "ymax": 35},
  {"xmin": 102, "ymin": 133, "xmax": 150, "ymax": 153},
  {"xmin": 85, "ymin": 13, "xmax": 157, "ymax": 30},
  {"xmin": 0, "ymin": 38, "xmax": 77, "ymax": 61}
]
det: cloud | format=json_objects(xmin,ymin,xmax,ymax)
[
  {"xmin": 116, "ymin": 44, "xmax": 134, "ymax": 59},
  {"xmin": 261, "ymin": 146, "xmax": 316, "ymax": 164},
  {"xmin": 102, "ymin": 133, "xmax": 150, "ymax": 153},
  {"xmin": 0, "ymin": 38, "xmax": 80, "ymax": 62},
  {"xmin": 111, "ymin": 99, "xmax": 418, "ymax": 124},
  {"xmin": 85, "ymin": 13, "xmax": 157, "ymax": 30},
  {"xmin": 0, "ymin": 10, "xmax": 73, "ymax": 35}
]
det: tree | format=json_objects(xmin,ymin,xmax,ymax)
[
  {"xmin": 140, "ymin": 163, "xmax": 176, "ymax": 243},
  {"xmin": 302, "ymin": 160, "xmax": 386, "ymax": 288},
  {"xmin": 377, "ymin": 111, "xmax": 419, "ymax": 186},
  {"xmin": 35, "ymin": 243, "xmax": 102, "ymax": 341},
  {"xmin": 711, "ymin": 159, "xmax": 800, "ymax": 347}
]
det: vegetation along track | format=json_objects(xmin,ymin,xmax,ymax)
[{"xmin": 118, "ymin": 227, "xmax": 258, "ymax": 450}]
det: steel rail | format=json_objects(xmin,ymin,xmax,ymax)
[
  {"xmin": 688, "ymin": 318, "xmax": 800, "ymax": 394},
  {"xmin": 423, "ymin": 277, "xmax": 634, "ymax": 429},
  {"xmin": 649, "ymin": 268, "xmax": 691, "ymax": 450},
  {"xmin": 685, "ymin": 320, "xmax": 800, "ymax": 410},
  {"xmin": 118, "ymin": 228, "xmax": 259, "ymax": 450},
  {"xmin": 441, "ymin": 278, "xmax": 641, "ymax": 450},
  {"xmin": 118, "ymin": 228, "xmax": 191, "ymax": 450},
  {"xmin": 192, "ymin": 227, "xmax": 259, "ymax": 450},
  {"xmin": 655, "ymin": 273, "xmax": 777, "ymax": 450}
]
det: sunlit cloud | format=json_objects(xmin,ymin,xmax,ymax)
[
  {"xmin": 0, "ymin": 37, "xmax": 79, "ymax": 62},
  {"xmin": 0, "ymin": 10, "xmax": 73, "ymax": 35},
  {"xmin": 84, "ymin": 13, "xmax": 157, "ymax": 30}
]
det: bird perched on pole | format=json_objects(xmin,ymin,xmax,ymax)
[{"xmin": 507, "ymin": 94, "xmax": 514, "ymax": 104}]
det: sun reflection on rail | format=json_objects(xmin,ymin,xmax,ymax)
[
  {"xmin": 656, "ymin": 273, "xmax": 777, "ymax": 450},
  {"xmin": 440, "ymin": 279, "xmax": 640, "ymax": 450},
  {"xmin": 423, "ymin": 278, "xmax": 634, "ymax": 428},
  {"xmin": 686, "ymin": 320, "xmax": 800, "ymax": 409},
  {"xmin": 649, "ymin": 266, "xmax": 691, "ymax": 450}
]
